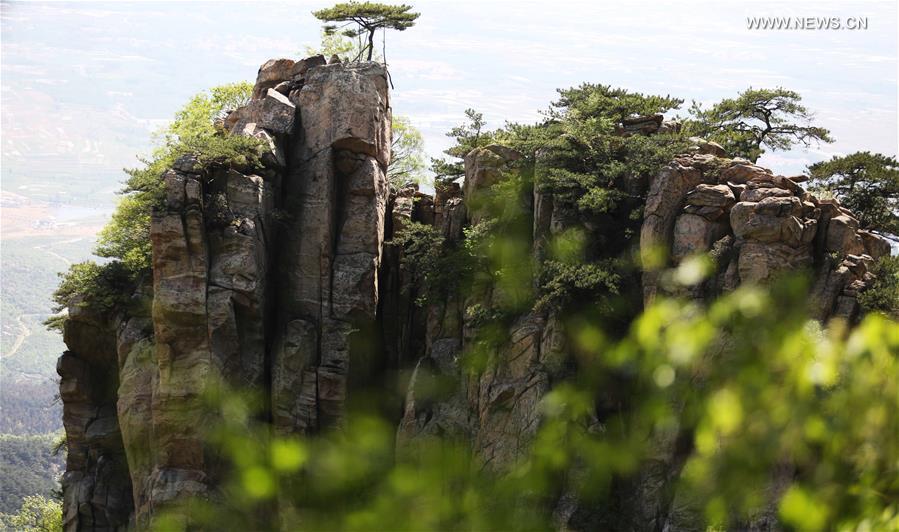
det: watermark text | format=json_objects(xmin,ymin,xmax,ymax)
[{"xmin": 747, "ymin": 16, "xmax": 868, "ymax": 30}]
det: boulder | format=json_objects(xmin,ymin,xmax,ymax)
[
  {"xmin": 257, "ymin": 89, "xmax": 296, "ymax": 134},
  {"xmin": 616, "ymin": 114, "xmax": 663, "ymax": 136},
  {"xmin": 297, "ymin": 62, "xmax": 391, "ymax": 166},
  {"xmin": 738, "ymin": 241, "xmax": 811, "ymax": 283},
  {"xmin": 688, "ymin": 137, "xmax": 728, "ymax": 157},
  {"xmin": 290, "ymin": 54, "xmax": 327, "ymax": 80},
  {"xmin": 238, "ymin": 122, "xmax": 286, "ymax": 168},
  {"xmin": 859, "ymin": 230, "xmax": 892, "ymax": 259},
  {"xmin": 720, "ymin": 162, "xmax": 773, "ymax": 184},
  {"xmin": 773, "ymin": 175, "xmax": 806, "ymax": 195},
  {"xmin": 825, "ymin": 215, "xmax": 865, "ymax": 256},
  {"xmin": 273, "ymin": 81, "xmax": 291, "ymax": 95},
  {"xmin": 740, "ymin": 185, "xmax": 792, "ymax": 203},
  {"xmin": 252, "ymin": 58, "xmax": 296, "ymax": 99},
  {"xmin": 685, "ymin": 184, "xmax": 735, "ymax": 208},
  {"xmin": 172, "ymin": 154, "xmax": 201, "ymax": 174},
  {"xmin": 730, "ymin": 197, "xmax": 802, "ymax": 244},
  {"xmin": 672, "ymin": 213, "xmax": 729, "ymax": 262}
]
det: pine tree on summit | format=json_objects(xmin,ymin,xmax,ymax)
[
  {"xmin": 687, "ymin": 87, "xmax": 833, "ymax": 162},
  {"xmin": 313, "ymin": 2, "xmax": 420, "ymax": 62}
]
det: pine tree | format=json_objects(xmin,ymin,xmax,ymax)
[
  {"xmin": 688, "ymin": 87, "xmax": 833, "ymax": 162},
  {"xmin": 313, "ymin": 2, "xmax": 419, "ymax": 62}
]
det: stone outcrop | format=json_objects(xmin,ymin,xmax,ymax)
[
  {"xmin": 58, "ymin": 56, "xmax": 393, "ymax": 530},
  {"xmin": 57, "ymin": 54, "xmax": 892, "ymax": 532},
  {"xmin": 635, "ymin": 147, "xmax": 891, "ymax": 530},
  {"xmin": 397, "ymin": 146, "xmax": 569, "ymax": 474},
  {"xmin": 641, "ymin": 151, "xmax": 890, "ymax": 319},
  {"xmin": 58, "ymin": 299, "xmax": 135, "ymax": 531}
]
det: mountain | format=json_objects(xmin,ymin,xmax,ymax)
[{"xmin": 52, "ymin": 56, "xmax": 894, "ymax": 531}]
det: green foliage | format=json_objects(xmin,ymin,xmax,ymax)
[
  {"xmin": 536, "ymin": 260, "xmax": 621, "ymax": 312},
  {"xmin": 124, "ymin": 81, "xmax": 257, "ymax": 205},
  {"xmin": 0, "ymin": 377, "xmax": 60, "ymax": 435},
  {"xmin": 463, "ymin": 175, "xmax": 536, "ymax": 314},
  {"xmin": 391, "ymin": 171, "xmax": 533, "ymax": 313},
  {"xmin": 539, "ymin": 167, "xmax": 630, "ymax": 215},
  {"xmin": 687, "ymin": 87, "xmax": 833, "ymax": 162},
  {"xmin": 313, "ymin": 2, "xmax": 420, "ymax": 61},
  {"xmin": 0, "ymin": 434, "xmax": 64, "ymax": 515},
  {"xmin": 125, "ymin": 82, "xmax": 259, "ymax": 201},
  {"xmin": 164, "ymin": 82, "xmax": 252, "ymax": 144},
  {"xmin": 391, "ymin": 221, "xmax": 464, "ymax": 306},
  {"xmin": 489, "ymin": 84, "xmax": 689, "ymax": 317},
  {"xmin": 807, "ymin": 151, "xmax": 899, "ymax": 234},
  {"xmin": 95, "ymin": 196, "xmax": 152, "ymax": 272},
  {"xmin": 0, "ymin": 495, "xmax": 62, "ymax": 532},
  {"xmin": 150, "ymin": 281, "xmax": 899, "ymax": 531},
  {"xmin": 515, "ymin": 84, "xmax": 687, "ymax": 218},
  {"xmin": 304, "ymin": 28, "xmax": 361, "ymax": 61},
  {"xmin": 49, "ymin": 83, "xmax": 263, "ymax": 331},
  {"xmin": 430, "ymin": 108, "xmax": 494, "ymax": 183},
  {"xmin": 550, "ymin": 83, "xmax": 683, "ymax": 124},
  {"xmin": 388, "ymin": 115, "xmax": 427, "ymax": 188},
  {"xmin": 859, "ymin": 256, "xmax": 899, "ymax": 317},
  {"xmin": 131, "ymin": 79, "xmax": 897, "ymax": 532},
  {"xmin": 46, "ymin": 261, "xmax": 135, "ymax": 330}
]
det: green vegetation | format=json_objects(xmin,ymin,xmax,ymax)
[
  {"xmin": 687, "ymin": 87, "xmax": 833, "ymax": 162},
  {"xmin": 0, "ymin": 236, "xmax": 92, "ymax": 436},
  {"xmin": 500, "ymin": 84, "xmax": 688, "ymax": 314},
  {"xmin": 388, "ymin": 115, "xmax": 427, "ymax": 188},
  {"xmin": 0, "ymin": 378, "xmax": 60, "ymax": 436},
  {"xmin": 536, "ymin": 259, "xmax": 621, "ymax": 311},
  {"xmin": 313, "ymin": 2, "xmax": 420, "ymax": 62},
  {"xmin": 304, "ymin": 28, "xmax": 359, "ymax": 61},
  {"xmin": 30, "ymin": 37, "xmax": 894, "ymax": 527},
  {"xmin": 392, "ymin": 221, "xmax": 450, "ymax": 305},
  {"xmin": 858, "ymin": 256, "xmax": 899, "ymax": 318},
  {"xmin": 0, "ymin": 495, "xmax": 62, "ymax": 532},
  {"xmin": 151, "ymin": 277, "xmax": 899, "ymax": 531},
  {"xmin": 368, "ymin": 84, "xmax": 896, "ymax": 529},
  {"xmin": 123, "ymin": 81, "xmax": 260, "ymax": 208},
  {"xmin": 505, "ymin": 83, "xmax": 687, "ymax": 214},
  {"xmin": 0, "ymin": 434, "xmax": 64, "ymax": 515},
  {"xmin": 49, "ymin": 82, "xmax": 262, "ymax": 330},
  {"xmin": 431, "ymin": 108, "xmax": 494, "ymax": 184},
  {"xmin": 45, "ymin": 261, "xmax": 135, "ymax": 331},
  {"xmin": 807, "ymin": 151, "xmax": 899, "ymax": 235}
]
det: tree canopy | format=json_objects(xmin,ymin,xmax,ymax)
[
  {"xmin": 388, "ymin": 115, "xmax": 426, "ymax": 188},
  {"xmin": 313, "ymin": 2, "xmax": 419, "ymax": 61},
  {"xmin": 807, "ymin": 151, "xmax": 899, "ymax": 235},
  {"xmin": 430, "ymin": 108, "xmax": 494, "ymax": 184},
  {"xmin": 0, "ymin": 495, "xmax": 62, "ymax": 532},
  {"xmin": 688, "ymin": 87, "xmax": 833, "ymax": 162},
  {"xmin": 48, "ymin": 82, "xmax": 262, "ymax": 330}
]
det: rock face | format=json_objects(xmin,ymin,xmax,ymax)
[
  {"xmin": 640, "ymin": 152, "xmax": 889, "ymax": 319},
  {"xmin": 58, "ymin": 57, "xmax": 393, "ymax": 530},
  {"xmin": 58, "ymin": 299, "xmax": 134, "ymax": 531},
  {"xmin": 57, "ymin": 59, "xmax": 891, "ymax": 532},
  {"xmin": 397, "ymin": 146, "xmax": 568, "ymax": 475},
  {"xmin": 272, "ymin": 60, "xmax": 390, "ymax": 434}
]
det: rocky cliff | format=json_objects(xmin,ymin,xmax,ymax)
[{"xmin": 57, "ymin": 56, "xmax": 891, "ymax": 530}]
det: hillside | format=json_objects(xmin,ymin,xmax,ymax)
[{"xmin": 0, "ymin": 434, "xmax": 64, "ymax": 514}]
